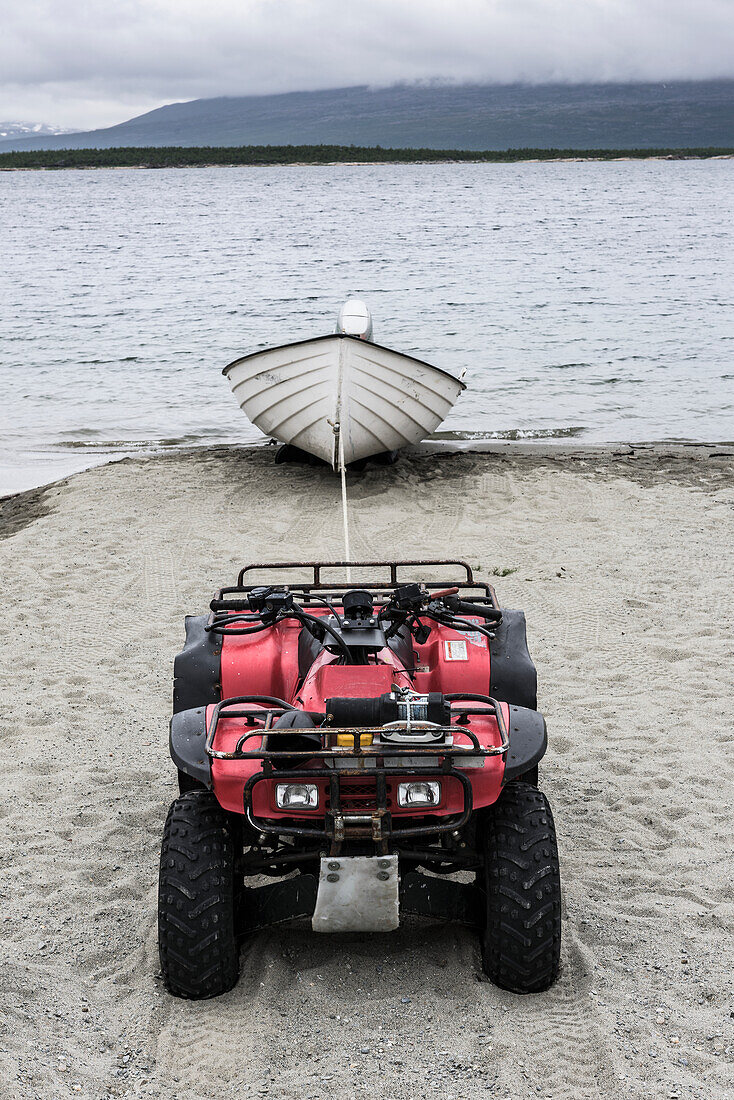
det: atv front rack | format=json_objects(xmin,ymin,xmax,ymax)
[
  {"xmin": 204, "ymin": 694, "xmax": 509, "ymax": 761},
  {"xmin": 205, "ymin": 694, "xmax": 508, "ymax": 855}
]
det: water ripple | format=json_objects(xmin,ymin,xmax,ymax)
[{"xmin": 1, "ymin": 160, "xmax": 733, "ymax": 493}]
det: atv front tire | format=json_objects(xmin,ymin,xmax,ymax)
[
  {"xmin": 480, "ymin": 781, "xmax": 561, "ymax": 993},
  {"xmin": 158, "ymin": 790, "xmax": 239, "ymax": 998}
]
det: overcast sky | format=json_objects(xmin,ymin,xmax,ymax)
[{"xmin": 3, "ymin": 0, "xmax": 734, "ymax": 129}]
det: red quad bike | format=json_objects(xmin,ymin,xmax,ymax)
[{"xmin": 158, "ymin": 560, "xmax": 561, "ymax": 998}]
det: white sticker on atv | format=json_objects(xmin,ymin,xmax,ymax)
[{"xmin": 444, "ymin": 639, "xmax": 468, "ymax": 661}]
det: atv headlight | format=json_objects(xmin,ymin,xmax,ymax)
[
  {"xmin": 397, "ymin": 781, "xmax": 441, "ymax": 808},
  {"xmin": 275, "ymin": 783, "xmax": 319, "ymax": 810}
]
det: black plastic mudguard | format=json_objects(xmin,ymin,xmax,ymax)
[
  {"xmin": 169, "ymin": 706, "xmax": 212, "ymax": 788},
  {"xmin": 503, "ymin": 704, "xmax": 547, "ymax": 782},
  {"xmin": 173, "ymin": 615, "xmax": 221, "ymax": 714},
  {"xmin": 489, "ymin": 609, "xmax": 537, "ymax": 710}
]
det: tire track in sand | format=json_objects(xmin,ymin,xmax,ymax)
[{"xmin": 487, "ymin": 932, "xmax": 625, "ymax": 1100}]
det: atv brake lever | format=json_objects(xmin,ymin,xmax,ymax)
[{"xmin": 426, "ymin": 608, "xmax": 496, "ymax": 640}]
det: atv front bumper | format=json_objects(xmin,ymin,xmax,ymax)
[
  {"xmin": 172, "ymin": 695, "xmax": 548, "ymax": 816},
  {"xmin": 214, "ymin": 695, "xmax": 510, "ymax": 853},
  {"xmin": 243, "ymin": 763, "xmax": 475, "ymax": 854}
]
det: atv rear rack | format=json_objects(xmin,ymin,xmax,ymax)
[
  {"xmin": 209, "ymin": 559, "xmax": 501, "ymax": 613},
  {"xmin": 238, "ymin": 558, "xmax": 485, "ymax": 587}
]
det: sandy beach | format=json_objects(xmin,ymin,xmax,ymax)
[
  {"xmin": 1, "ymin": 442, "xmax": 732, "ymax": 1100},
  {"xmin": 3, "ymin": 154, "xmax": 734, "ymax": 171}
]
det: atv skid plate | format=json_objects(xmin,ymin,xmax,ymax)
[
  {"xmin": 312, "ymin": 855, "xmax": 399, "ymax": 932},
  {"xmin": 236, "ymin": 865, "xmax": 482, "ymax": 937}
]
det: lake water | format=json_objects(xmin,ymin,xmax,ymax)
[{"xmin": 1, "ymin": 161, "xmax": 733, "ymax": 494}]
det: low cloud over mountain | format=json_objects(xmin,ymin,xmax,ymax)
[{"xmin": 3, "ymin": 0, "xmax": 734, "ymax": 129}]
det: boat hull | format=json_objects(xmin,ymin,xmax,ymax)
[{"xmin": 223, "ymin": 334, "xmax": 465, "ymax": 467}]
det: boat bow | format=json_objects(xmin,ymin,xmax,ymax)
[{"xmin": 223, "ymin": 333, "xmax": 465, "ymax": 467}]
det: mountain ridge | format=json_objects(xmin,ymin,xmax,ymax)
[{"xmin": 2, "ymin": 81, "xmax": 733, "ymax": 152}]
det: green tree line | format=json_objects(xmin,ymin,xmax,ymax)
[{"xmin": 1, "ymin": 144, "xmax": 733, "ymax": 170}]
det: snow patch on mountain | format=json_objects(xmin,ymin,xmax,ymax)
[{"xmin": 0, "ymin": 121, "xmax": 76, "ymax": 139}]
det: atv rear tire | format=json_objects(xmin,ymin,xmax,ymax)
[
  {"xmin": 480, "ymin": 781, "xmax": 561, "ymax": 993},
  {"xmin": 158, "ymin": 790, "xmax": 239, "ymax": 999}
]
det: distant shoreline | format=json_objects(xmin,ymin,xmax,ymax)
[{"xmin": 2, "ymin": 144, "xmax": 734, "ymax": 171}]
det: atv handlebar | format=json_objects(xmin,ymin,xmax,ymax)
[
  {"xmin": 205, "ymin": 570, "xmax": 503, "ymax": 649},
  {"xmin": 440, "ymin": 595, "xmax": 503, "ymax": 622}
]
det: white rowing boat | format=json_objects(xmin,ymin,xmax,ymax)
[{"xmin": 222, "ymin": 301, "xmax": 465, "ymax": 468}]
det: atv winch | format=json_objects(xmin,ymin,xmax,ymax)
[{"xmin": 158, "ymin": 560, "xmax": 562, "ymax": 998}]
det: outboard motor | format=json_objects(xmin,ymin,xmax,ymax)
[{"xmin": 336, "ymin": 298, "xmax": 373, "ymax": 341}]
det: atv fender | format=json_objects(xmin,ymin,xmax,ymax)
[
  {"xmin": 489, "ymin": 610, "xmax": 537, "ymax": 710},
  {"xmin": 503, "ymin": 705, "xmax": 547, "ymax": 782},
  {"xmin": 170, "ymin": 706, "xmax": 211, "ymax": 788},
  {"xmin": 173, "ymin": 615, "xmax": 221, "ymax": 714}
]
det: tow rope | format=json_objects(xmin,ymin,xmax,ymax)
[{"xmin": 336, "ymin": 422, "xmax": 352, "ymax": 582}]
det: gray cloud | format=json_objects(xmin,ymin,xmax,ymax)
[{"xmin": 3, "ymin": 0, "xmax": 734, "ymax": 128}]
